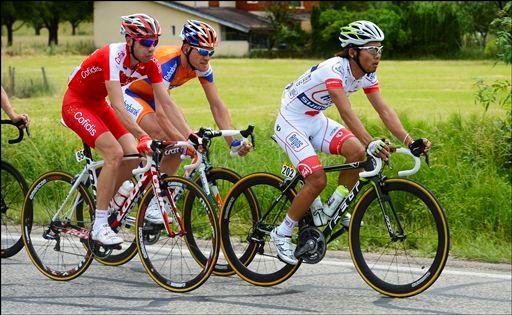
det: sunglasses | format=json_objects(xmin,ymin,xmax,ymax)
[
  {"xmin": 193, "ymin": 46, "xmax": 215, "ymax": 57},
  {"xmin": 358, "ymin": 45, "xmax": 384, "ymax": 56},
  {"xmin": 137, "ymin": 38, "xmax": 159, "ymax": 48}
]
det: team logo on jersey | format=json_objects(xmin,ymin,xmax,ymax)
[
  {"xmin": 74, "ymin": 112, "xmax": 96, "ymax": 136},
  {"xmin": 286, "ymin": 132, "xmax": 307, "ymax": 152},
  {"xmin": 81, "ymin": 66, "xmax": 102, "ymax": 79},
  {"xmin": 311, "ymin": 90, "xmax": 332, "ymax": 105},
  {"xmin": 163, "ymin": 62, "xmax": 177, "ymax": 82},
  {"xmin": 297, "ymin": 93, "xmax": 325, "ymax": 110},
  {"xmin": 115, "ymin": 50, "xmax": 126, "ymax": 64},
  {"xmin": 124, "ymin": 101, "xmax": 141, "ymax": 117}
]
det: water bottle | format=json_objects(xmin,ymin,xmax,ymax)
[
  {"xmin": 323, "ymin": 185, "xmax": 349, "ymax": 217},
  {"xmin": 108, "ymin": 180, "xmax": 134, "ymax": 214},
  {"xmin": 310, "ymin": 196, "xmax": 329, "ymax": 227}
]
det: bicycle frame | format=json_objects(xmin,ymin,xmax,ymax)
[{"xmin": 256, "ymin": 148, "xmax": 422, "ymax": 244}]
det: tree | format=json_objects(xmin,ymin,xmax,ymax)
[
  {"xmin": 263, "ymin": 1, "xmax": 294, "ymax": 51},
  {"xmin": 63, "ymin": 1, "xmax": 93, "ymax": 35},
  {"xmin": 1, "ymin": 2, "xmax": 28, "ymax": 46},
  {"xmin": 461, "ymin": 2, "xmax": 501, "ymax": 48},
  {"xmin": 28, "ymin": 1, "xmax": 68, "ymax": 46}
]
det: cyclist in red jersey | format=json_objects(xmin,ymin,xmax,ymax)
[{"xmin": 61, "ymin": 14, "xmax": 170, "ymax": 245}]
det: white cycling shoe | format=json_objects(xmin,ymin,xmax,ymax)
[
  {"xmin": 270, "ymin": 228, "xmax": 298, "ymax": 265},
  {"xmin": 145, "ymin": 196, "xmax": 171, "ymax": 225},
  {"xmin": 91, "ymin": 223, "xmax": 123, "ymax": 245}
]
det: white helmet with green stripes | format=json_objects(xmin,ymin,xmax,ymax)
[{"xmin": 339, "ymin": 20, "xmax": 384, "ymax": 48}]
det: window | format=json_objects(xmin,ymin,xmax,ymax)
[
  {"xmin": 288, "ymin": 1, "xmax": 304, "ymax": 9},
  {"xmin": 171, "ymin": 26, "xmax": 176, "ymax": 36},
  {"xmin": 247, "ymin": 1, "xmax": 258, "ymax": 3}
]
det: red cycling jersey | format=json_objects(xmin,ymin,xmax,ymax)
[
  {"xmin": 62, "ymin": 43, "xmax": 163, "ymax": 148},
  {"xmin": 67, "ymin": 43, "xmax": 163, "ymax": 100}
]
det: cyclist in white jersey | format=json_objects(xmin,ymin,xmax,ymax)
[{"xmin": 271, "ymin": 20, "xmax": 431, "ymax": 265}]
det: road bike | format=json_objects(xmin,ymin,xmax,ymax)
[
  {"xmin": 220, "ymin": 144, "xmax": 449, "ymax": 297},
  {"xmin": 1, "ymin": 120, "xmax": 30, "ymax": 258},
  {"xmin": 94, "ymin": 125, "xmax": 256, "ymax": 277},
  {"xmin": 22, "ymin": 139, "xmax": 219, "ymax": 292}
]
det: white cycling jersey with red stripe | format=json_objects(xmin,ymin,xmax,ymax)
[
  {"xmin": 67, "ymin": 43, "xmax": 162, "ymax": 100},
  {"xmin": 281, "ymin": 57, "xmax": 379, "ymax": 116}
]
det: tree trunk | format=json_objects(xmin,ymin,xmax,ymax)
[
  {"xmin": 35, "ymin": 26, "xmax": 42, "ymax": 36},
  {"xmin": 47, "ymin": 18, "xmax": 59, "ymax": 46},
  {"xmin": 6, "ymin": 23, "xmax": 14, "ymax": 46},
  {"xmin": 72, "ymin": 23, "xmax": 77, "ymax": 36}
]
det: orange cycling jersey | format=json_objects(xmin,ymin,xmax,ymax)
[{"xmin": 125, "ymin": 45, "xmax": 214, "ymax": 102}]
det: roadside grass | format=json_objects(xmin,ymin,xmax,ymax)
[{"xmin": 1, "ymin": 56, "xmax": 510, "ymax": 263}]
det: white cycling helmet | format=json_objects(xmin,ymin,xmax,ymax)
[{"xmin": 338, "ymin": 20, "xmax": 384, "ymax": 48}]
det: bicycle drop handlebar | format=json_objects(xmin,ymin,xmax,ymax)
[
  {"xmin": 1, "ymin": 119, "xmax": 30, "ymax": 144},
  {"xmin": 358, "ymin": 147, "xmax": 422, "ymax": 178},
  {"xmin": 196, "ymin": 125, "xmax": 255, "ymax": 157}
]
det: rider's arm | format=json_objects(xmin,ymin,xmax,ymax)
[
  {"xmin": 1, "ymin": 86, "xmax": 29, "ymax": 126},
  {"xmin": 329, "ymin": 87, "xmax": 373, "ymax": 146},
  {"xmin": 105, "ymin": 80, "xmax": 146, "ymax": 139},
  {"xmin": 153, "ymin": 82, "xmax": 188, "ymax": 140},
  {"xmin": 202, "ymin": 82, "xmax": 234, "ymax": 146},
  {"xmin": 365, "ymin": 91, "xmax": 412, "ymax": 146}
]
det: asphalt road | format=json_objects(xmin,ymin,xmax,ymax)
[{"xmin": 1, "ymin": 250, "xmax": 511, "ymax": 314}]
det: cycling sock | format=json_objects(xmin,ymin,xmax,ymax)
[
  {"xmin": 277, "ymin": 214, "xmax": 297, "ymax": 237},
  {"xmin": 93, "ymin": 209, "xmax": 109, "ymax": 230}
]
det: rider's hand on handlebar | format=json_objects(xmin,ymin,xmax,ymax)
[
  {"xmin": 230, "ymin": 139, "xmax": 253, "ymax": 157},
  {"xmin": 367, "ymin": 139, "xmax": 390, "ymax": 161},
  {"xmin": 188, "ymin": 132, "xmax": 206, "ymax": 153},
  {"xmin": 13, "ymin": 113, "xmax": 30, "ymax": 129},
  {"xmin": 137, "ymin": 134, "xmax": 153, "ymax": 155},
  {"xmin": 408, "ymin": 138, "xmax": 431, "ymax": 157}
]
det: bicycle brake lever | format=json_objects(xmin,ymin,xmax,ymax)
[
  {"xmin": 26, "ymin": 126, "xmax": 31, "ymax": 137},
  {"xmin": 425, "ymin": 152, "xmax": 431, "ymax": 168}
]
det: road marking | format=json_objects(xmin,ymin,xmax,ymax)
[{"xmin": 318, "ymin": 259, "xmax": 512, "ymax": 280}]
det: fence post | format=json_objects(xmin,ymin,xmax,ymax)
[
  {"xmin": 41, "ymin": 67, "xmax": 49, "ymax": 91},
  {"xmin": 9, "ymin": 66, "xmax": 15, "ymax": 95}
]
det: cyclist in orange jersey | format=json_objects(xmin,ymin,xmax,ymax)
[{"xmin": 123, "ymin": 20, "xmax": 252, "ymax": 223}]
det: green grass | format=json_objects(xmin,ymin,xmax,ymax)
[{"xmin": 1, "ymin": 56, "xmax": 511, "ymax": 263}]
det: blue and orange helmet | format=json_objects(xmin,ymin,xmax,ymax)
[{"xmin": 180, "ymin": 20, "xmax": 218, "ymax": 49}]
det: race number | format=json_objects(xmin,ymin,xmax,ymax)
[{"xmin": 281, "ymin": 164, "xmax": 297, "ymax": 179}]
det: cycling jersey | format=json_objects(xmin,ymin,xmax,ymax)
[
  {"xmin": 63, "ymin": 43, "xmax": 162, "ymax": 147},
  {"xmin": 67, "ymin": 43, "xmax": 163, "ymax": 100},
  {"xmin": 123, "ymin": 45, "xmax": 214, "ymax": 122},
  {"xmin": 274, "ymin": 57, "xmax": 380, "ymax": 177},
  {"xmin": 281, "ymin": 57, "xmax": 379, "ymax": 116},
  {"xmin": 126, "ymin": 45, "xmax": 214, "ymax": 102}
]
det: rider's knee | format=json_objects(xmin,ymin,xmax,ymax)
[
  {"xmin": 305, "ymin": 170, "xmax": 327, "ymax": 194},
  {"xmin": 343, "ymin": 139, "xmax": 365, "ymax": 162},
  {"xmin": 103, "ymin": 145, "xmax": 124, "ymax": 167}
]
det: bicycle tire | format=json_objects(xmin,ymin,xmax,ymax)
[
  {"xmin": 349, "ymin": 178, "xmax": 449, "ymax": 297},
  {"xmin": 190, "ymin": 167, "xmax": 244, "ymax": 276},
  {"xmin": 1, "ymin": 160, "xmax": 29, "ymax": 258},
  {"xmin": 22, "ymin": 171, "xmax": 95, "ymax": 281},
  {"xmin": 135, "ymin": 175, "xmax": 219, "ymax": 292},
  {"xmin": 220, "ymin": 172, "xmax": 302, "ymax": 286}
]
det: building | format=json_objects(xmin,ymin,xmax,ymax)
[{"xmin": 93, "ymin": 1, "xmax": 319, "ymax": 56}]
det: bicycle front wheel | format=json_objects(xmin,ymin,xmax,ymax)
[
  {"xmin": 191, "ymin": 167, "xmax": 243, "ymax": 276},
  {"xmin": 22, "ymin": 171, "xmax": 94, "ymax": 281},
  {"xmin": 220, "ymin": 172, "xmax": 301, "ymax": 286},
  {"xmin": 349, "ymin": 178, "xmax": 449, "ymax": 297},
  {"xmin": 136, "ymin": 176, "xmax": 219, "ymax": 293},
  {"xmin": 1, "ymin": 161, "xmax": 29, "ymax": 258}
]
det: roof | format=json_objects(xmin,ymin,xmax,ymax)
[{"xmin": 155, "ymin": 1, "xmax": 273, "ymax": 33}]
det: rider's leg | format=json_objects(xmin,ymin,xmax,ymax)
[
  {"xmin": 337, "ymin": 137, "xmax": 365, "ymax": 190},
  {"xmin": 113, "ymin": 133, "xmax": 139, "ymax": 187}
]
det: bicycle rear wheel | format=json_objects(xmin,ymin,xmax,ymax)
[
  {"xmin": 191, "ymin": 167, "xmax": 244, "ymax": 276},
  {"xmin": 220, "ymin": 172, "xmax": 301, "ymax": 286},
  {"xmin": 136, "ymin": 176, "xmax": 219, "ymax": 292},
  {"xmin": 22, "ymin": 171, "xmax": 94, "ymax": 280},
  {"xmin": 1, "ymin": 160, "xmax": 29, "ymax": 258},
  {"xmin": 349, "ymin": 178, "xmax": 449, "ymax": 297}
]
